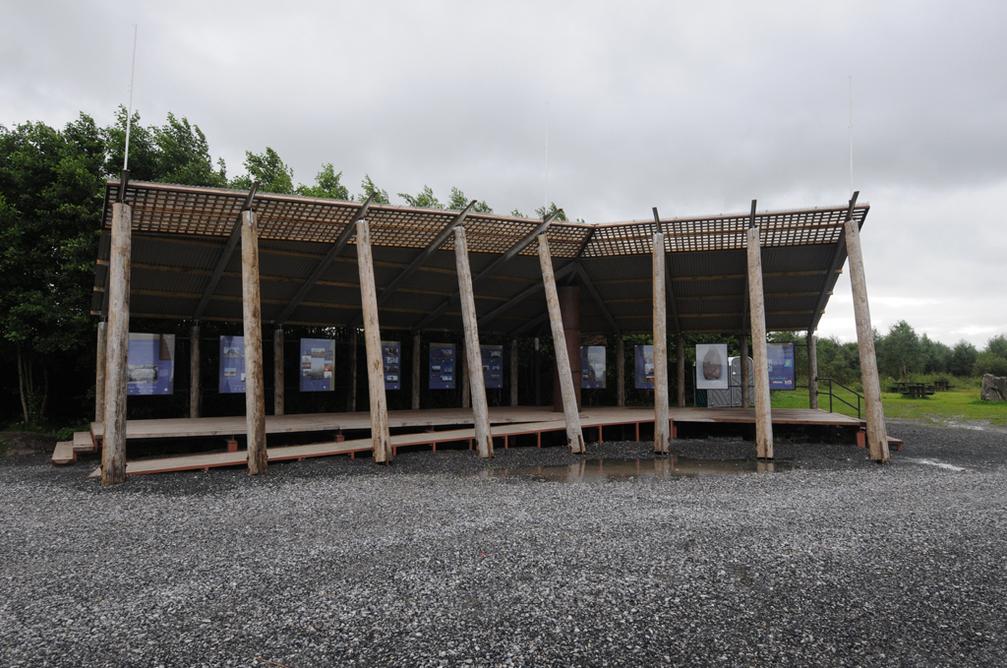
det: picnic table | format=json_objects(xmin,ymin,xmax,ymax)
[{"xmin": 900, "ymin": 382, "xmax": 934, "ymax": 399}]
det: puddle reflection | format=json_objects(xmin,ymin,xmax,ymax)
[{"xmin": 488, "ymin": 456, "xmax": 790, "ymax": 481}]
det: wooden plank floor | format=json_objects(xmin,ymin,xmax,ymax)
[{"xmin": 82, "ymin": 407, "xmax": 862, "ymax": 478}]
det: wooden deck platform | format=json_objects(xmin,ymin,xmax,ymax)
[{"xmin": 76, "ymin": 406, "xmax": 863, "ymax": 477}]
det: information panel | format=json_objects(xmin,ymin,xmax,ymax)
[
  {"xmin": 696, "ymin": 343, "xmax": 729, "ymax": 390},
  {"xmin": 634, "ymin": 344, "xmax": 654, "ymax": 390},
  {"xmin": 219, "ymin": 335, "xmax": 246, "ymax": 394},
  {"xmin": 481, "ymin": 344, "xmax": 504, "ymax": 390},
  {"xmin": 382, "ymin": 340, "xmax": 401, "ymax": 390},
  {"xmin": 768, "ymin": 342, "xmax": 796, "ymax": 390},
  {"xmin": 127, "ymin": 333, "xmax": 175, "ymax": 396},
  {"xmin": 299, "ymin": 338, "xmax": 335, "ymax": 392},
  {"xmin": 429, "ymin": 342, "xmax": 457, "ymax": 390},
  {"xmin": 581, "ymin": 345, "xmax": 606, "ymax": 389}
]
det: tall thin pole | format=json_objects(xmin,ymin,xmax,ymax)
[
  {"xmin": 123, "ymin": 25, "xmax": 138, "ymax": 171},
  {"xmin": 848, "ymin": 75, "xmax": 854, "ymax": 196}
]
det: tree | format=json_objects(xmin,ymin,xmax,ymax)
[
  {"xmin": 101, "ymin": 106, "xmax": 158, "ymax": 180},
  {"xmin": 359, "ymin": 175, "xmax": 390, "ymax": 204},
  {"xmin": 949, "ymin": 341, "xmax": 978, "ymax": 376},
  {"xmin": 447, "ymin": 186, "xmax": 492, "ymax": 213},
  {"xmin": 0, "ymin": 116, "xmax": 104, "ymax": 423},
  {"xmin": 231, "ymin": 147, "xmax": 294, "ymax": 194},
  {"xmin": 876, "ymin": 320, "xmax": 921, "ymax": 379},
  {"xmin": 535, "ymin": 202, "xmax": 567, "ymax": 220},
  {"xmin": 297, "ymin": 163, "xmax": 350, "ymax": 200},
  {"xmin": 919, "ymin": 334, "xmax": 951, "ymax": 374},
  {"xmin": 984, "ymin": 334, "xmax": 1007, "ymax": 358},
  {"xmin": 974, "ymin": 352, "xmax": 1007, "ymax": 377},
  {"xmin": 150, "ymin": 112, "xmax": 227, "ymax": 186},
  {"xmin": 398, "ymin": 185, "xmax": 444, "ymax": 209}
]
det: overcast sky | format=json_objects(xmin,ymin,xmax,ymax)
[{"xmin": 2, "ymin": 0, "xmax": 1005, "ymax": 346}]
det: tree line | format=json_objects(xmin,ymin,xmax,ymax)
[{"xmin": 0, "ymin": 109, "xmax": 1003, "ymax": 427}]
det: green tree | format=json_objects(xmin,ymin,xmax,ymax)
[
  {"xmin": 447, "ymin": 186, "xmax": 492, "ymax": 213},
  {"xmin": 535, "ymin": 202, "xmax": 567, "ymax": 220},
  {"xmin": 876, "ymin": 320, "xmax": 921, "ymax": 379},
  {"xmin": 948, "ymin": 340, "xmax": 978, "ymax": 376},
  {"xmin": 0, "ymin": 116, "xmax": 104, "ymax": 423},
  {"xmin": 101, "ymin": 106, "xmax": 158, "ymax": 180},
  {"xmin": 398, "ymin": 185, "xmax": 443, "ymax": 209},
  {"xmin": 984, "ymin": 334, "xmax": 1007, "ymax": 358},
  {"xmin": 297, "ymin": 163, "xmax": 350, "ymax": 200},
  {"xmin": 359, "ymin": 175, "xmax": 390, "ymax": 204},
  {"xmin": 974, "ymin": 352, "xmax": 1007, "ymax": 377},
  {"xmin": 919, "ymin": 334, "xmax": 951, "ymax": 374},
  {"xmin": 231, "ymin": 147, "xmax": 294, "ymax": 194},
  {"xmin": 150, "ymin": 112, "xmax": 227, "ymax": 186}
]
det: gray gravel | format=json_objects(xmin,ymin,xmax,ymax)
[{"xmin": 2, "ymin": 422, "xmax": 1005, "ymax": 667}]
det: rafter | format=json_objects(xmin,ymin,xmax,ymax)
[
  {"xmin": 810, "ymin": 191, "xmax": 859, "ymax": 332},
  {"xmin": 193, "ymin": 183, "xmax": 258, "ymax": 320}
]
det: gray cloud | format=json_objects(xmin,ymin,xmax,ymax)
[{"xmin": 2, "ymin": 0, "xmax": 1005, "ymax": 345}]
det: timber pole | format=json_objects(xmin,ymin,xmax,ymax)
[
  {"xmin": 844, "ymin": 209, "xmax": 889, "ymax": 462},
  {"xmin": 348, "ymin": 331, "xmax": 358, "ymax": 412},
  {"xmin": 95, "ymin": 321, "xmax": 107, "ymax": 422},
  {"xmin": 509, "ymin": 339, "xmax": 519, "ymax": 407},
  {"xmin": 460, "ymin": 345, "xmax": 470, "ymax": 409},
  {"xmin": 808, "ymin": 331, "xmax": 819, "ymax": 410},
  {"xmin": 455, "ymin": 227, "xmax": 493, "ymax": 458},
  {"xmin": 411, "ymin": 333, "xmax": 422, "ymax": 410},
  {"xmin": 740, "ymin": 334, "xmax": 750, "ymax": 408},
  {"xmin": 273, "ymin": 327, "xmax": 284, "ymax": 416},
  {"xmin": 101, "ymin": 202, "xmax": 131, "ymax": 486},
  {"xmin": 538, "ymin": 234, "xmax": 585, "ymax": 453},
  {"xmin": 189, "ymin": 323, "xmax": 201, "ymax": 418},
  {"xmin": 676, "ymin": 334, "xmax": 686, "ymax": 408},
  {"xmin": 652, "ymin": 233, "xmax": 670, "ymax": 454},
  {"xmin": 616, "ymin": 335, "xmax": 625, "ymax": 408},
  {"xmin": 746, "ymin": 211, "xmax": 774, "ymax": 460},
  {"xmin": 241, "ymin": 209, "xmax": 267, "ymax": 475},
  {"xmin": 356, "ymin": 220, "xmax": 392, "ymax": 463}
]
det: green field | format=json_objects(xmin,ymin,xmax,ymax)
[{"xmin": 772, "ymin": 386, "xmax": 1007, "ymax": 426}]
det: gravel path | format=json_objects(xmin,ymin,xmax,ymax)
[{"xmin": 2, "ymin": 422, "xmax": 1005, "ymax": 666}]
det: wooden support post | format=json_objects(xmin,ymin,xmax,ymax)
[
  {"xmin": 95, "ymin": 321, "xmax": 107, "ymax": 422},
  {"xmin": 844, "ymin": 216, "xmax": 889, "ymax": 462},
  {"xmin": 740, "ymin": 333, "xmax": 750, "ymax": 408},
  {"xmin": 807, "ymin": 331, "xmax": 819, "ymax": 410},
  {"xmin": 509, "ymin": 339, "xmax": 519, "ymax": 407},
  {"xmin": 356, "ymin": 219, "xmax": 392, "ymax": 463},
  {"xmin": 652, "ymin": 233, "xmax": 670, "ymax": 454},
  {"xmin": 746, "ymin": 223, "xmax": 774, "ymax": 460},
  {"xmin": 676, "ymin": 334, "xmax": 686, "ymax": 408},
  {"xmin": 189, "ymin": 323, "xmax": 201, "ymax": 418},
  {"xmin": 455, "ymin": 227, "xmax": 493, "ymax": 458},
  {"xmin": 241, "ymin": 210, "xmax": 267, "ymax": 475},
  {"xmin": 538, "ymin": 234, "xmax": 585, "ymax": 453},
  {"xmin": 616, "ymin": 335, "xmax": 626, "ymax": 408},
  {"xmin": 460, "ymin": 344, "xmax": 470, "ymax": 409},
  {"xmin": 101, "ymin": 203, "xmax": 131, "ymax": 486},
  {"xmin": 348, "ymin": 331, "xmax": 358, "ymax": 412},
  {"xmin": 273, "ymin": 327, "xmax": 284, "ymax": 416},
  {"xmin": 411, "ymin": 333, "xmax": 421, "ymax": 410}
]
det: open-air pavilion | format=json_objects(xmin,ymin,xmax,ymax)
[{"xmin": 73, "ymin": 179, "xmax": 893, "ymax": 484}]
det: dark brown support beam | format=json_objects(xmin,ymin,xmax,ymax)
[
  {"xmin": 810, "ymin": 192, "xmax": 859, "ymax": 331},
  {"xmin": 273, "ymin": 194, "xmax": 373, "ymax": 325},
  {"xmin": 193, "ymin": 183, "xmax": 258, "ymax": 320},
  {"xmin": 478, "ymin": 262, "xmax": 578, "ymax": 328},
  {"xmin": 413, "ymin": 210, "xmax": 562, "ymax": 330},
  {"xmin": 574, "ymin": 264, "xmax": 620, "ymax": 335},
  {"xmin": 652, "ymin": 207, "xmax": 681, "ymax": 334},
  {"xmin": 741, "ymin": 200, "xmax": 757, "ymax": 332}
]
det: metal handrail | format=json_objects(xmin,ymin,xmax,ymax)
[{"xmin": 816, "ymin": 377, "xmax": 862, "ymax": 418}]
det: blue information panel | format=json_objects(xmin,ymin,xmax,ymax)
[
  {"xmin": 299, "ymin": 338, "xmax": 335, "ymax": 392},
  {"xmin": 382, "ymin": 340, "xmax": 401, "ymax": 390},
  {"xmin": 581, "ymin": 345, "xmax": 606, "ymax": 389},
  {"xmin": 219, "ymin": 335, "xmax": 246, "ymax": 394},
  {"xmin": 127, "ymin": 333, "xmax": 175, "ymax": 396},
  {"xmin": 429, "ymin": 342, "xmax": 457, "ymax": 390},
  {"xmin": 482, "ymin": 345, "xmax": 504, "ymax": 390},
  {"xmin": 634, "ymin": 344, "xmax": 654, "ymax": 390},
  {"xmin": 768, "ymin": 342, "xmax": 796, "ymax": 390}
]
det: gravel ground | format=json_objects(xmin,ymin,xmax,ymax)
[{"xmin": 1, "ymin": 421, "xmax": 1005, "ymax": 667}]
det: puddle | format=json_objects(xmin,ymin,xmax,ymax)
[
  {"xmin": 903, "ymin": 457, "xmax": 967, "ymax": 472},
  {"xmin": 487, "ymin": 456, "xmax": 790, "ymax": 481}
]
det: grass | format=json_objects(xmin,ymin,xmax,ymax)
[{"xmin": 772, "ymin": 386, "xmax": 1007, "ymax": 426}]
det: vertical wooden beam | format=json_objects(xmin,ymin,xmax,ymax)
[
  {"xmin": 348, "ymin": 331, "xmax": 358, "ymax": 412},
  {"xmin": 808, "ymin": 331, "xmax": 819, "ymax": 410},
  {"xmin": 356, "ymin": 219, "xmax": 392, "ymax": 463},
  {"xmin": 241, "ymin": 210, "xmax": 267, "ymax": 475},
  {"xmin": 844, "ymin": 215, "xmax": 889, "ymax": 462},
  {"xmin": 460, "ymin": 344, "xmax": 470, "ymax": 409},
  {"xmin": 746, "ymin": 217, "xmax": 774, "ymax": 460},
  {"xmin": 616, "ymin": 335, "xmax": 626, "ymax": 408},
  {"xmin": 652, "ymin": 233, "xmax": 670, "ymax": 454},
  {"xmin": 740, "ymin": 334, "xmax": 750, "ymax": 408},
  {"xmin": 411, "ymin": 333, "xmax": 422, "ymax": 410},
  {"xmin": 676, "ymin": 334, "xmax": 686, "ymax": 408},
  {"xmin": 95, "ymin": 321, "xmax": 107, "ymax": 422},
  {"xmin": 455, "ymin": 227, "xmax": 493, "ymax": 458},
  {"xmin": 538, "ymin": 234, "xmax": 584, "ymax": 453},
  {"xmin": 509, "ymin": 339, "xmax": 519, "ymax": 407},
  {"xmin": 189, "ymin": 323, "xmax": 201, "ymax": 418},
  {"xmin": 273, "ymin": 327, "xmax": 285, "ymax": 416},
  {"xmin": 101, "ymin": 202, "xmax": 131, "ymax": 486}
]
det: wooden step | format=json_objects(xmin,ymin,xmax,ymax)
[
  {"xmin": 51, "ymin": 441, "xmax": 76, "ymax": 465},
  {"xmin": 73, "ymin": 431, "xmax": 95, "ymax": 453},
  {"xmin": 887, "ymin": 436, "xmax": 904, "ymax": 452}
]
